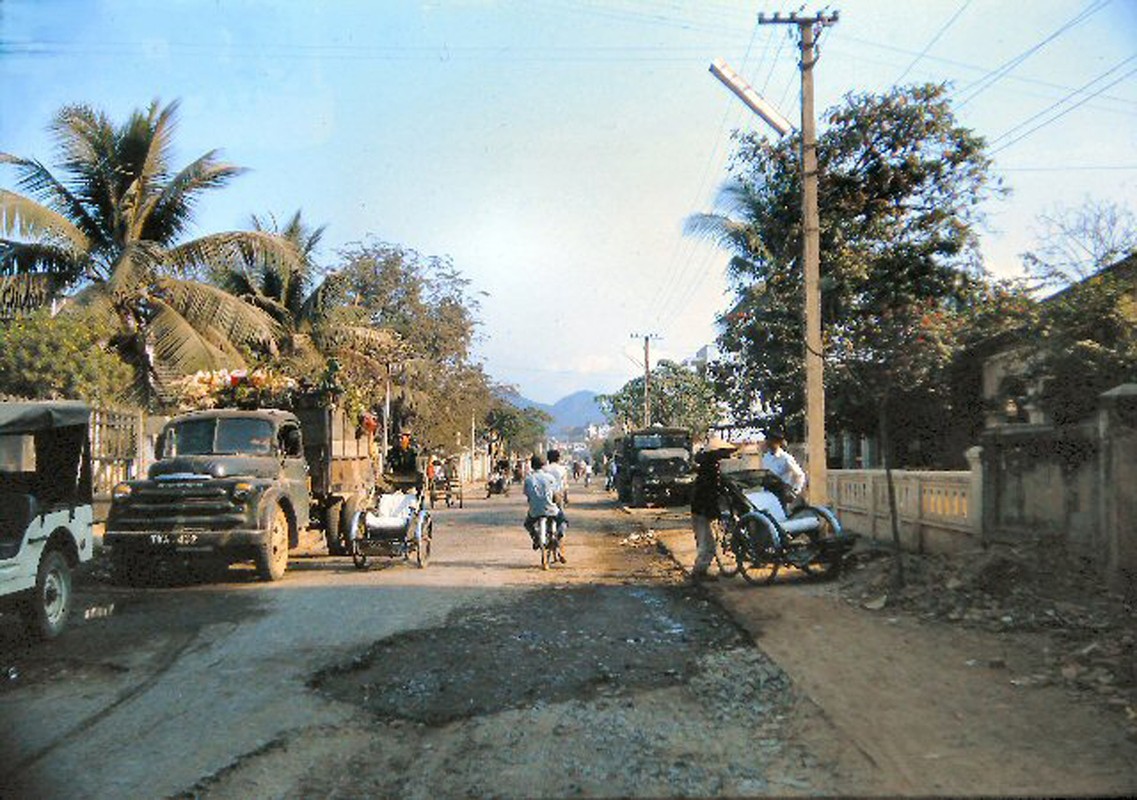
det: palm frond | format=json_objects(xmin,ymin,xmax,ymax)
[
  {"xmin": 147, "ymin": 297, "xmax": 245, "ymax": 376},
  {"xmin": 0, "ymin": 189, "xmax": 91, "ymax": 253},
  {"xmin": 166, "ymin": 231, "xmax": 299, "ymax": 279},
  {"xmin": 0, "ymin": 153, "xmax": 103, "ymax": 248},
  {"xmin": 0, "ymin": 239, "xmax": 86, "ymax": 281},
  {"xmin": 142, "ymin": 152, "xmax": 247, "ymax": 245},
  {"xmin": 155, "ymin": 276, "xmax": 281, "ymax": 350}
]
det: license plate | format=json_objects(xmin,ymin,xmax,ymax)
[{"xmin": 149, "ymin": 533, "xmax": 200, "ymax": 546}]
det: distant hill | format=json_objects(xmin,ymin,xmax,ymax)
[{"xmin": 503, "ymin": 389, "xmax": 605, "ymax": 437}]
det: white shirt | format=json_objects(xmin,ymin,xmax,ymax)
[
  {"xmin": 543, "ymin": 462, "xmax": 569, "ymax": 492},
  {"xmin": 762, "ymin": 447, "xmax": 806, "ymax": 495}
]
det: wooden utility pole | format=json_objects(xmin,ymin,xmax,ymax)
[
  {"xmin": 758, "ymin": 10, "xmax": 837, "ymax": 504},
  {"xmin": 631, "ymin": 333, "xmax": 661, "ymax": 428}
]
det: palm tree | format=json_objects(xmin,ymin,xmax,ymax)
[
  {"xmin": 0, "ymin": 99, "xmax": 291, "ymax": 405},
  {"xmin": 212, "ymin": 209, "xmax": 401, "ymax": 383}
]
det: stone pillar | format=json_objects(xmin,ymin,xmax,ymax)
[
  {"xmin": 965, "ymin": 445, "xmax": 984, "ymax": 546},
  {"xmin": 1099, "ymin": 384, "xmax": 1137, "ymax": 596},
  {"xmin": 842, "ymin": 431, "xmax": 857, "ymax": 469}
]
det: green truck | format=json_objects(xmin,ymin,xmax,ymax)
[
  {"xmin": 104, "ymin": 405, "xmax": 374, "ymax": 583},
  {"xmin": 615, "ymin": 426, "xmax": 695, "ymax": 507}
]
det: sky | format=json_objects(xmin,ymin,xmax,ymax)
[{"xmin": 2, "ymin": 0, "xmax": 1135, "ymax": 404}]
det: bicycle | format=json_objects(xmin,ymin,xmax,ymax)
[{"xmin": 534, "ymin": 515, "xmax": 563, "ymax": 570}]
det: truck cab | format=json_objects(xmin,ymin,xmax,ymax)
[
  {"xmin": 105, "ymin": 408, "xmax": 308, "ymax": 583},
  {"xmin": 0, "ymin": 401, "xmax": 94, "ymax": 639}
]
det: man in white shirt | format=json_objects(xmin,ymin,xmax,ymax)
[
  {"xmin": 542, "ymin": 449, "xmax": 570, "ymax": 561},
  {"xmin": 523, "ymin": 454, "xmax": 559, "ymax": 550},
  {"xmin": 762, "ymin": 429, "xmax": 806, "ymax": 510}
]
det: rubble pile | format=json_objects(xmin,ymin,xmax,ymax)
[{"xmin": 841, "ymin": 542, "xmax": 1137, "ymax": 740}]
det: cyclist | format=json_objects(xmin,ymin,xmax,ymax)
[{"xmin": 523, "ymin": 454, "xmax": 559, "ymax": 550}]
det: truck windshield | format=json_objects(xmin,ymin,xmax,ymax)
[
  {"xmin": 165, "ymin": 418, "xmax": 275, "ymax": 456},
  {"xmin": 632, "ymin": 434, "xmax": 688, "ymax": 450}
]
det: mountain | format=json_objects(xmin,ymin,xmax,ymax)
[{"xmin": 503, "ymin": 389, "xmax": 605, "ymax": 436}]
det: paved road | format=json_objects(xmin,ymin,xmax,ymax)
[{"xmin": 0, "ymin": 483, "xmax": 825, "ymax": 799}]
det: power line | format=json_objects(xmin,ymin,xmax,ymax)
[
  {"xmin": 990, "ymin": 63, "xmax": 1137, "ymax": 155},
  {"xmin": 952, "ymin": 0, "xmax": 1110, "ymax": 109},
  {"xmin": 893, "ymin": 0, "xmax": 973, "ymax": 85}
]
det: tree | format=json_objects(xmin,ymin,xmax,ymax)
[
  {"xmin": 687, "ymin": 83, "xmax": 1000, "ymax": 443},
  {"xmin": 485, "ymin": 399, "xmax": 554, "ymax": 455},
  {"xmin": 1028, "ymin": 260, "xmax": 1137, "ymax": 425},
  {"xmin": 0, "ymin": 309, "xmax": 133, "ymax": 404},
  {"xmin": 335, "ymin": 238, "xmax": 490, "ymax": 446},
  {"xmin": 597, "ymin": 360, "xmax": 720, "ymax": 436},
  {"xmin": 211, "ymin": 210, "xmax": 400, "ymax": 385},
  {"xmin": 1022, "ymin": 199, "xmax": 1137, "ymax": 288},
  {"xmin": 0, "ymin": 100, "xmax": 291, "ymax": 406}
]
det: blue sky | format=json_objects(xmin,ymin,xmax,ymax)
[{"xmin": 2, "ymin": 0, "xmax": 1135, "ymax": 403}]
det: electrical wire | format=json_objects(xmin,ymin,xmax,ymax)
[
  {"xmin": 952, "ymin": 0, "xmax": 1110, "ymax": 109},
  {"xmin": 893, "ymin": 0, "xmax": 973, "ymax": 85}
]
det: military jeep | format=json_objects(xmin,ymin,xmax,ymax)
[{"xmin": 615, "ymin": 426, "xmax": 694, "ymax": 507}]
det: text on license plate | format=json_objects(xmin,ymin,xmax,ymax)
[{"xmin": 149, "ymin": 533, "xmax": 200, "ymax": 546}]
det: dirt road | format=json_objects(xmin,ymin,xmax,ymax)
[{"xmin": 1, "ymin": 483, "xmax": 1133, "ymax": 798}]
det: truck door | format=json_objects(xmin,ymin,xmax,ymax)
[{"xmin": 279, "ymin": 422, "xmax": 310, "ymax": 532}]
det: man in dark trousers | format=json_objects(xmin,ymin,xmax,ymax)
[{"xmin": 689, "ymin": 436, "xmax": 737, "ymax": 581}]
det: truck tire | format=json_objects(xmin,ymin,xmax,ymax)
[
  {"xmin": 339, "ymin": 496, "xmax": 363, "ymax": 552},
  {"xmin": 324, "ymin": 498, "xmax": 347, "ymax": 556},
  {"xmin": 256, "ymin": 504, "xmax": 290, "ymax": 581},
  {"xmin": 23, "ymin": 548, "xmax": 72, "ymax": 640}
]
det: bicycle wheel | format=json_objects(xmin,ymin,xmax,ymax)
[
  {"xmin": 712, "ymin": 517, "xmax": 740, "ymax": 577},
  {"xmin": 790, "ymin": 507, "xmax": 842, "ymax": 579},
  {"xmin": 737, "ymin": 515, "xmax": 780, "ymax": 585}
]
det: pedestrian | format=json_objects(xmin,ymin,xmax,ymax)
[
  {"xmin": 689, "ymin": 435, "xmax": 738, "ymax": 582},
  {"xmin": 761, "ymin": 428, "xmax": 806, "ymax": 510}
]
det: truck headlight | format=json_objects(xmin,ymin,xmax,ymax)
[
  {"xmin": 112, "ymin": 483, "xmax": 132, "ymax": 501},
  {"xmin": 231, "ymin": 481, "xmax": 253, "ymax": 501}
]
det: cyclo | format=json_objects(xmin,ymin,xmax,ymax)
[
  {"xmin": 712, "ymin": 454, "xmax": 855, "ymax": 584},
  {"xmin": 346, "ymin": 472, "xmax": 432, "ymax": 569}
]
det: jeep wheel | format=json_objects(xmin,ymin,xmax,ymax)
[
  {"xmin": 24, "ymin": 549, "xmax": 72, "ymax": 640},
  {"xmin": 256, "ymin": 505, "xmax": 289, "ymax": 581}
]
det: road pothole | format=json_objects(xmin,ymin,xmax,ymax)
[{"xmin": 310, "ymin": 584, "xmax": 756, "ymax": 724}]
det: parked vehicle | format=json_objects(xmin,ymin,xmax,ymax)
[
  {"xmin": 0, "ymin": 401, "xmax": 94, "ymax": 639},
  {"xmin": 614, "ymin": 427, "xmax": 695, "ymax": 507},
  {"xmin": 104, "ymin": 404, "xmax": 374, "ymax": 583},
  {"xmin": 714, "ymin": 456, "xmax": 855, "ymax": 584}
]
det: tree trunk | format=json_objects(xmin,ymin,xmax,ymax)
[{"xmin": 879, "ymin": 402, "xmax": 905, "ymax": 589}]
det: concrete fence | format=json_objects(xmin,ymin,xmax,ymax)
[{"xmin": 827, "ymin": 462, "xmax": 979, "ymax": 555}]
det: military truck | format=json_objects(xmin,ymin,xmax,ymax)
[
  {"xmin": 614, "ymin": 426, "xmax": 695, "ymax": 507},
  {"xmin": 104, "ymin": 405, "xmax": 374, "ymax": 583}
]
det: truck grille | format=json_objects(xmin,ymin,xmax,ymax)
[{"xmin": 109, "ymin": 483, "xmax": 247, "ymax": 531}]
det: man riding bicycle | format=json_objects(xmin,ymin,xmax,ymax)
[{"xmin": 523, "ymin": 453, "xmax": 566, "ymax": 562}]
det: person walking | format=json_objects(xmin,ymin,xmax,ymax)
[{"xmin": 689, "ymin": 436, "xmax": 737, "ymax": 582}]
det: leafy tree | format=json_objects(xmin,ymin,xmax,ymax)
[
  {"xmin": 598, "ymin": 360, "xmax": 720, "ymax": 436},
  {"xmin": 485, "ymin": 399, "xmax": 554, "ymax": 455},
  {"xmin": 688, "ymin": 83, "xmax": 1000, "ymax": 444},
  {"xmin": 0, "ymin": 309, "xmax": 133, "ymax": 404},
  {"xmin": 334, "ymin": 239, "xmax": 490, "ymax": 446},
  {"xmin": 0, "ymin": 100, "xmax": 291, "ymax": 406},
  {"xmin": 1027, "ymin": 260, "xmax": 1137, "ymax": 425}
]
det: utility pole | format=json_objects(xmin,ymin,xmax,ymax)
[
  {"xmin": 758, "ymin": 10, "xmax": 837, "ymax": 504},
  {"xmin": 630, "ymin": 333, "xmax": 661, "ymax": 428}
]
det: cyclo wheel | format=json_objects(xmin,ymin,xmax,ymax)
[
  {"xmin": 348, "ymin": 512, "xmax": 369, "ymax": 570},
  {"xmin": 737, "ymin": 515, "xmax": 781, "ymax": 585},
  {"xmin": 416, "ymin": 519, "xmax": 432, "ymax": 568},
  {"xmin": 712, "ymin": 516, "xmax": 740, "ymax": 577},
  {"xmin": 790, "ymin": 507, "xmax": 841, "ymax": 579}
]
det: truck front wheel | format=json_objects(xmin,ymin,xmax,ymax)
[
  {"xmin": 256, "ymin": 505, "xmax": 290, "ymax": 581},
  {"xmin": 24, "ymin": 548, "xmax": 72, "ymax": 640}
]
